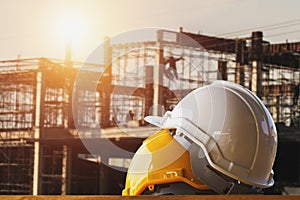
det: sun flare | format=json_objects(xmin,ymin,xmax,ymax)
[
  {"xmin": 50, "ymin": 5, "xmax": 93, "ymax": 60},
  {"xmin": 60, "ymin": 14, "xmax": 86, "ymax": 42}
]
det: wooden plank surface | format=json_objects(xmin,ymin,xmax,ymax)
[{"xmin": 0, "ymin": 196, "xmax": 299, "ymax": 200}]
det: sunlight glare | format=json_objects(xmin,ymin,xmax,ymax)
[
  {"xmin": 60, "ymin": 14, "xmax": 85, "ymax": 42},
  {"xmin": 50, "ymin": 4, "xmax": 104, "ymax": 60}
]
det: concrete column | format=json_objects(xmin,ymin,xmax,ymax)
[
  {"xmin": 145, "ymin": 65, "xmax": 154, "ymax": 117},
  {"xmin": 251, "ymin": 31, "xmax": 263, "ymax": 97},
  {"xmin": 33, "ymin": 60, "xmax": 46, "ymax": 195},
  {"xmin": 100, "ymin": 37, "xmax": 112, "ymax": 127},
  {"xmin": 235, "ymin": 39, "xmax": 246, "ymax": 86},
  {"xmin": 153, "ymin": 46, "xmax": 165, "ymax": 116},
  {"xmin": 217, "ymin": 60, "xmax": 227, "ymax": 80},
  {"xmin": 99, "ymin": 156, "xmax": 109, "ymax": 194},
  {"xmin": 251, "ymin": 61, "xmax": 258, "ymax": 94},
  {"xmin": 61, "ymin": 145, "xmax": 72, "ymax": 195}
]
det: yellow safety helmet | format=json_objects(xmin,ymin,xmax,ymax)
[
  {"xmin": 145, "ymin": 81, "xmax": 277, "ymax": 194},
  {"xmin": 122, "ymin": 129, "xmax": 212, "ymax": 196}
]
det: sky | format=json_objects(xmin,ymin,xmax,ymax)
[{"xmin": 1, "ymin": 0, "xmax": 300, "ymax": 62}]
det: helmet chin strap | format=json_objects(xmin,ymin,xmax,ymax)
[{"xmin": 188, "ymin": 143, "xmax": 262, "ymax": 194}]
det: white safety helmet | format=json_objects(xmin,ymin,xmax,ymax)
[{"xmin": 145, "ymin": 80, "xmax": 277, "ymax": 194}]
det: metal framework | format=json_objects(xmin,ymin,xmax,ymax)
[{"xmin": 0, "ymin": 29, "xmax": 299, "ymax": 194}]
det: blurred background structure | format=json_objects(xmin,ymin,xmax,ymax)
[{"xmin": 0, "ymin": 29, "xmax": 299, "ymax": 195}]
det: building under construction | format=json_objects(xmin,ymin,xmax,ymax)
[{"xmin": 0, "ymin": 29, "xmax": 299, "ymax": 195}]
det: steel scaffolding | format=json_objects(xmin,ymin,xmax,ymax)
[{"xmin": 0, "ymin": 29, "xmax": 299, "ymax": 194}]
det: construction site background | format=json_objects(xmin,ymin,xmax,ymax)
[{"xmin": 0, "ymin": 29, "xmax": 299, "ymax": 195}]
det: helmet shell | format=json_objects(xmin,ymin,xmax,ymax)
[
  {"xmin": 122, "ymin": 129, "xmax": 210, "ymax": 196},
  {"xmin": 158, "ymin": 81, "xmax": 277, "ymax": 188}
]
